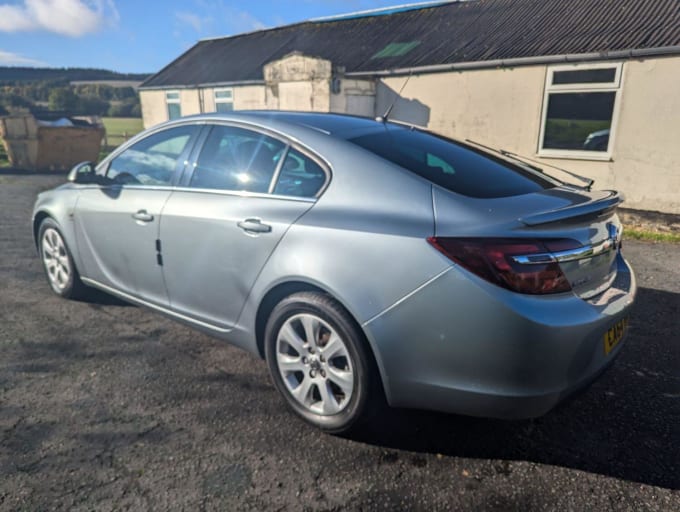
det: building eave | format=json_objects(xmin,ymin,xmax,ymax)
[
  {"xmin": 139, "ymin": 80, "xmax": 266, "ymax": 91},
  {"xmin": 345, "ymin": 46, "xmax": 680, "ymax": 78}
]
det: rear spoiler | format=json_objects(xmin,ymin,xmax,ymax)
[{"xmin": 519, "ymin": 191, "xmax": 623, "ymax": 226}]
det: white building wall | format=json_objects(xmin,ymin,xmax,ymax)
[{"xmin": 376, "ymin": 56, "xmax": 680, "ymax": 214}]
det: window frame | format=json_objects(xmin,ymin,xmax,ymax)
[
  {"xmin": 178, "ymin": 121, "xmax": 332, "ymax": 200},
  {"xmin": 537, "ymin": 62, "xmax": 623, "ymax": 161},
  {"xmin": 214, "ymin": 88, "xmax": 234, "ymax": 113},
  {"xmin": 94, "ymin": 123, "xmax": 202, "ymax": 189},
  {"xmin": 166, "ymin": 90, "xmax": 182, "ymax": 121}
]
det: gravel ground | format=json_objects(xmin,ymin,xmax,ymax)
[{"xmin": 1, "ymin": 173, "xmax": 679, "ymax": 511}]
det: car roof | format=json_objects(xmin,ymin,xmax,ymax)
[{"xmin": 180, "ymin": 111, "xmax": 398, "ymax": 139}]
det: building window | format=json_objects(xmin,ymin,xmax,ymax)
[
  {"xmin": 214, "ymin": 88, "xmax": 234, "ymax": 112},
  {"xmin": 166, "ymin": 91, "xmax": 181, "ymax": 120},
  {"xmin": 538, "ymin": 63, "xmax": 622, "ymax": 159}
]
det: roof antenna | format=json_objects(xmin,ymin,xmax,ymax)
[{"xmin": 376, "ymin": 71, "xmax": 412, "ymax": 123}]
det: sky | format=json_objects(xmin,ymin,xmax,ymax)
[{"xmin": 0, "ymin": 0, "xmax": 436, "ymax": 73}]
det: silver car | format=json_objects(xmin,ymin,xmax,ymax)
[{"xmin": 32, "ymin": 112, "xmax": 636, "ymax": 433}]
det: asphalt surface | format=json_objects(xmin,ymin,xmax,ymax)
[{"xmin": 1, "ymin": 173, "xmax": 679, "ymax": 511}]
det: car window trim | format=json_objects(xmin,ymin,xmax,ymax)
[
  {"xmin": 183, "ymin": 120, "xmax": 332, "ymax": 199},
  {"xmin": 268, "ymin": 145, "xmax": 290, "ymax": 194},
  {"xmin": 168, "ymin": 185, "xmax": 317, "ymax": 203},
  {"xmin": 94, "ymin": 121, "xmax": 205, "ymax": 189}
]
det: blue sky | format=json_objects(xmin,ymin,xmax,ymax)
[{"xmin": 0, "ymin": 0, "xmax": 428, "ymax": 73}]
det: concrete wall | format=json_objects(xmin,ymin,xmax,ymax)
[
  {"xmin": 376, "ymin": 56, "xmax": 680, "ymax": 214},
  {"xmin": 140, "ymin": 85, "xmax": 268, "ymax": 128},
  {"xmin": 139, "ymin": 90, "xmax": 166, "ymax": 128}
]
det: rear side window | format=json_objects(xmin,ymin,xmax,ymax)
[
  {"xmin": 349, "ymin": 126, "xmax": 555, "ymax": 198},
  {"xmin": 273, "ymin": 148, "xmax": 326, "ymax": 198}
]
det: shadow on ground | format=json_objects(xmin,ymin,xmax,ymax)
[{"xmin": 350, "ymin": 286, "xmax": 680, "ymax": 490}]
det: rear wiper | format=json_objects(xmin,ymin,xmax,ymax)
[{"xmin": 465, "ymin": 139, "xmax": 594, "ymax": 191}]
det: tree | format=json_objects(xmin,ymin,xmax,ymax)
[
  {"xmin": 48, "ymin": 87, "xmax": 78, "ymax": 112},
  {"xmin": 77, "ymin": 96, "xmax": 110, "ymax": 116}
]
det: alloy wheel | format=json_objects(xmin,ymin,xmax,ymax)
[
  {"xmin": 41, "ymin": 227, "xmax": 71, "ymax": 292},
  {"xmin": 275, "ymin": 313, "xmax": 355, "ymax": 416}
]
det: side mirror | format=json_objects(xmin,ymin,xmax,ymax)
[{"xmin": 67, "ymin": 161, "xmax": 95, "ymax": 184}]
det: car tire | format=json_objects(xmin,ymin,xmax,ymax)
[
  {"xmin": 265, "ymin": 292, "xmax": 378, "ymax": 434},
  {"xmin": 38, "ymin": 218, "xmax": 88, "ymax": 300}
]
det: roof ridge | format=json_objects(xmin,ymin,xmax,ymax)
[{"xmin": 198, "ymin": 1, "xmax": 462, "ymax": 43}]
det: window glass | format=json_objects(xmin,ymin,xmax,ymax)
[
  {"xmin": 216, "ymin": 102, "xmax": 234, "ymax": 113},
  {"xmin": 166, "ymin": 91, "xmax": 181, "ymax": 120},
  {"xmin": 552, "ymin": 68, "xmax": 616, "ymax": 85},
  {"xmin": 190, "ymin": 125, "xmax": 285, "ymax": 192},
  {"xmin": 349, "ymin": 126, "xmax": 554, "ymax": 199},
  {"xmin": 167, "ymin": 103, "xmax": 181, "ymax": 120},
  {"xmin": 107, "ymin": 125, "xmax": 197, "ymax": 186},
  {"xmin": 273, "ymin": 148, "xmax": 326, "ymax": 197},
  {"xmin": 214, "ymin": 88, "xmax": 234, "ymax": 113},
  {"xmin": 543, "ymin": 92, "xmax": 615, "ymax": 151},
  {"xmin": 541, "ymin": 65, "xmax": 621, "ymax": 155}
]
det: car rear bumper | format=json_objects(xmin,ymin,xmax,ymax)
[{"xmin": 364, "ymin": 252, "xmax": 636, "ymax": 419}]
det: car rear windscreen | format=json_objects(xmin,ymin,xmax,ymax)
[{"xmin": 348, "ymin": 126, "xmax": 556, "ymax": 198}]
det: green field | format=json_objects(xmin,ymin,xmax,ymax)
[{"xmin": 102, "ymin": 117, "xmax": 144, "ymax": 147}]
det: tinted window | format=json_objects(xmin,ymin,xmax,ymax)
[
  {"xmin": 543, "ymin": 92, "xmax": 615, "ymax": 152},
  {"xmin": 107, "ymin": 125, "xmax": 197, "ymax": 186},
  {"xmin": 552, "ymin": 68, "xmax": 617, "ymax": 85},
  {"xmin": 349, "ymin": 126, "xmax": 554, "ymax": 198},
  {"xmin": 273, "ymin": 148, "xmax": 326, "ymax": 197},
  {"xmin": 190, "ymin": 125, "xmax": 286, "ymax": 193}
]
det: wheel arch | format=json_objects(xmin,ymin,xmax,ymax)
[
  {"xmin": 254, "ymin": 281, "xmax": 386, "ymax": 399},
  {"xmin": 33, "ymin": 210, "xmax": 53, "ymax": 251}
]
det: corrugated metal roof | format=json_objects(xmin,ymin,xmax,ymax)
[{"xmin": 141, "ymin": 0, "xmax": 680, "ymax": 89}]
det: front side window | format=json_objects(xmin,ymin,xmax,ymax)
[
  {"xmin": 189, "ymin": 125, "xmax": 285, "ymax": 193},
  {"xmin": 107, "ymin": 125, "xmax": 197, "ymax": 186},
  {"xmin": 539, "ymin": 64, "xmax": 622, "ymax": 158},
  {"xmin": 214, "ymin": 88, "xmax": 234, "ymax": 113},
  {"xmin": 166, "ymin": 91, "xmax": 181, "ymax": 120}
]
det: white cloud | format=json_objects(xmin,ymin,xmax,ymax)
[
  {"xmin": 0, "ymin": 49, "xmax": 45, "ymax": 66},
  {"xmin": 175, "ymin": 11, "xmax": 205, "ymax": 33},
  {"xmin": 178, "ymin": 2, "xmax": 266, "ymax": 37},
  {"xmin": 0, "ymin": 0, "xmax": 118, "ymax": 37}
]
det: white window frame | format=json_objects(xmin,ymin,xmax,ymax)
[
  {"xmin": 537, "ymin": 63, "xmax": 624, "ymax": 161},
  {"xmin": 214, "ymin": 88, "xmax": 234, "ymax": 112},
  {"xmin": 165, "ymin": 90, "xmax": 181, "ymax": 120}
]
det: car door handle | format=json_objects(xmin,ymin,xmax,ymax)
[
  {"xmin": 237, "ymin": 218, "xmax": 272, "ymax": 234},
  {"xmin": 132, "ymin": 210, "xmax": 154, "ymax": 222}
]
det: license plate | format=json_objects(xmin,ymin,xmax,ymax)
[{"xmin": 604, "ymin": 317, "xmax": 629, "ymax": 355}]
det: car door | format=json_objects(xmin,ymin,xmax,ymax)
[
  {"xmin": 159, "ymin": 123, "xmax": 328, "ymax": 329},
  {"xmin": 74, "ymin": 124, "xmax": 200, "ymax": 306}
]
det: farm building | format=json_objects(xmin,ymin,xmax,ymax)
[{"xmin": 139, "ymin": 0, "xmax": 680, "ymax": 214}]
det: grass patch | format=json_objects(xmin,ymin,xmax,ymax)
[
  {"xmin": 102, "ymin": 117, "xmax": 144, "ymax": 147},
  {"xmin": 623, "ymin": 227, "xmax": 680, "ymax": 243}
]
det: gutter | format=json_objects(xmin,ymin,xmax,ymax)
[
  {"xmin": 345, "ymin": 46, "xmax": 680, "ymax": 78},
  {"xmin": 139, "ymin": 79, "xmax": 266, "ymax": 91},
  {"xmin": 138, "ymin": 45, "xmax": 680, "ymax": 90}
]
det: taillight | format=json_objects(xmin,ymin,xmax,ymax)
[{"xmin": 427, "ymin": 237, "xmax": 579, "ymax": 295}]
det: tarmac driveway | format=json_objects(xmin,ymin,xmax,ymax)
[{"xmin": 1, "ymin": 173, "xmax": 679, "ymax": 511}]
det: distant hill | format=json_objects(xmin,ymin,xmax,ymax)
[{"xmin": 0, "ymin": 67, "xmax": 150, "ymax": 84}]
